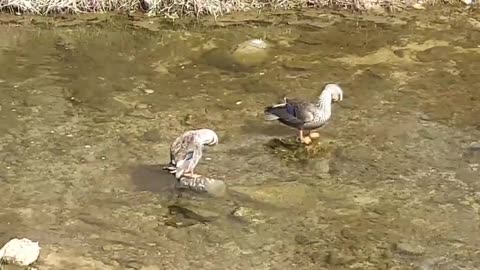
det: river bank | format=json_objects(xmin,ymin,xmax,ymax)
[
  {"xmin": 1, "ymin": 3, "xmax": 480, "ymax": 270},
  {"xmin": 0, "ymin": 0, "xmax": 476, "ymax": 18}
]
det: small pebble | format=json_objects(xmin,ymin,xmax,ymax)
[
  {"xmin": 235, "ymin": 101, "xmax": 242, "ymax": 105},
  {"xmin": 469, "ymin": 142, "xmax": 480, "ymax": 149},
  {"xmin": 85, "ymin": 145, "xmax": 91, "ymax": 149},
  {"xmin": 412, "ymin": 3, "xmax": 425, "ymax": 9},
  {"xmin": 66, "ymin": 134, "xmax": 73, "ymax": 137},
  {"xmin": 395, "ymin": 242, "xmax": 425, "ymax": 255},
  {"xmin": 136, "ymin": 103, "xmax": 149, "ymax": 109},
  {"xmin": 144, "ymin": 89, "xmax": 154, "ymax": 94},
  {"xmin": 100, "ymin": 156, "xmax": 107, "ymax": 160},
  {"xmin": 102, "ymin": 244, "xmax": 124, "ymax": 251},
  {"xmin": 418, "ymin": 113, "xmax": 431, "ymax": 121},
  {"xmin": 205, "ymin": 157, "xmax": 212, "ymax": 161}
]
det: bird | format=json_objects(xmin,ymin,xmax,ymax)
[
  {"xmin": 164, "ymin": 129, "xmax": 219, "ymax": 179},
  {"xmin": 263, "ymin": 83, "xmax": 343, "ymax": 144}
]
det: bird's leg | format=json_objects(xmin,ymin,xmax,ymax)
[{"xmin": 298, "ymin": 129, "xmax": 312, "ymax": 144}]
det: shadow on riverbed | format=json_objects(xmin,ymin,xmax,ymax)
[{"xmin": 130, "ymin": 164, "xmax": 178, "ymax": 194}]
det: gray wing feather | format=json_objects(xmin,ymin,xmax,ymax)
[
  {"xmin": 288, "ymin": 99, "xmax": 315, "ymax": 123},
  {"xmin": 282, "ymin": 98, "xmax": 316, "ymax": 123},
  {"xmin": 174, "ymin": 144, "xmax": 202, "ymax": 178}
]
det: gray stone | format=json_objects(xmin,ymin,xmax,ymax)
[
  {"xmin": 395, "ymin": 242, "xmax": 425, "ymax": 256},
  {"xmin": 230, "ymin": 39, "xmax": 270, "ymax": 68}
]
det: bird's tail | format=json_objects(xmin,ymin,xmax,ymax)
[
  {"xmin": 174, "ymin": 159, "xmax": 191, "ymax": 179},
  {"xmin": 264, "ymin": 103, "xmax": 286, "ymax": 121}
]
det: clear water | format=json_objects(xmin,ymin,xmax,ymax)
[{"xmin": 0, "ymin": 8, "xmax": 479, "ymax": 269}]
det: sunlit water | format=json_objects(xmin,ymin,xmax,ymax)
[{"xmin": 0, "ymin": 8, "xmax": 479, "ymax": 269}]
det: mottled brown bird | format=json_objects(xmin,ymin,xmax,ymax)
[{"xmin": 164, "ymin": 129, "xmax": 218, "ymax": 179}]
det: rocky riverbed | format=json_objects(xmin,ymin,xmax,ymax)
[{"xmin": 0, "ymin": 7, "xmax": 479, "ymax": 270}]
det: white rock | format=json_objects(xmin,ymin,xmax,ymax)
[
  {"xmin": 412, "ymin": 3, "xmax": 425, "ymax": 9},
  {"xmin": 0, "ymin": 238, "xmax": 40, "ymax": 266},
  {"xmin": 144, "ymin": 89, "xmax": 154, "ymax": 94}
]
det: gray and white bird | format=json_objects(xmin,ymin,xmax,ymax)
[
  {"xmin": 165, "ymin": 129, "xmax": 219, "ymax": 179},
  {"xmin": 264, "ymin": 83, "xmax": 343, "ymax": 144}
]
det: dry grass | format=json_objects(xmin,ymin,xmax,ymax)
[{"xmin": 0, "ymin": 0, "xmax": 462, "ymax": 17}]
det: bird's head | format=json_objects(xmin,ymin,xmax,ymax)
[
  {"xmin": 323, "ymin": 83, "xmax": 343, "ymax": 103},
  {"xmin": 196, "ymin": 129, "xmax": 219, "ymax": 146}
]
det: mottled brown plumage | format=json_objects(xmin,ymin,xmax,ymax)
[{"xmin": 164, "ymin": 129, "xmax": 218, "ymax": 179}]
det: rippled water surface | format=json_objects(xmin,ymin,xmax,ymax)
[{"xmin": 1, "ymin": 8, "xmax": 480, "ymax": 269}]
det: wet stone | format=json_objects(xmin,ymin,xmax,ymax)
[
  {"xmin": 126, "ymin": 262, "xmax": 143, "ymax": 270},
  {"xmin": 230, "ymin": 39, "xmax": 270, "ymax": 68},
  {"xmin": 282, "ymin": 60, "xmax": 312, "ymax": 71},
  {"xmin": 142, "ymin": 129, "xmax": 162, "ymax": 142},
  {"xmin": 135, "ymin": 103, "xmax": 149, "ymax": 110},
  {"xmin": 230, "ymin": 182, "xmax": 316, "ymax": 209},
  {"xmin": 265, "ymin": 137, "xmax": 336, "ymax": 164},
  {"xmin": 311, "ymin": 158, "xmax": 330, "ymax": 174},
  {"xmin": 296, "ymin": 33, "xmax": 324, "ymax": 45},
  {"xmin": 151, "ymin": 61, "xmax": 170, "ymax": 75},
  {"xmin": 416, "ymin": 46, "xmax": 455, "ymax": 62},
  {"xmin": 294, "ymin": 234, "xmax": 319, "ymax": 245},
  {"xmin": 418, "ymin": 112, "xmax": 431, "ymax": 121},
  {"xmin": 83, "ymin": 153, "xmax": 96, "ymax": 163},
  {"xmin": 325, "ymin": 249, "xmax": 356, "ymax": 266},
  {"xmin": 102, "ymin": 244, "xmax": 124, "ymax": 251},
  {"xmin": 181, "ymin": 114, "xmax": 195, "ymax": 126},
  {"xmin": 230, "ymin": 206, "xmax": 265, "ymax": 224},
  {"xmin": 393, "ymin": 49, "xmax": 406, "ymax": 58},
  {"xmin": 463, "ymin": 142, "xmax": 480, "ymax": 162},
  {"xmin": 395, "ymin": 242, "xmax": 426, "ymax": 256},
  {"xmin": 166, "ymin": 228, "xmax": 188, "ymax": 242}
]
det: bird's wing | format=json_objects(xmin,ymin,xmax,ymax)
[
  {"xmin": 264, "ymin": 97, "xmax": 315, "ymax": 126},
  {"xmin": 284, "ymin": 99, "xmax": 315, "ymax": 123},
  {"xmin": 172, "ymin": 133, "xmax": 203, "ymax": 178},
  {"xmin": 175, "ymin": 143, "xmax": 202, "ymax": 178}
]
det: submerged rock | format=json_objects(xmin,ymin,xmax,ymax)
[
  {"xmin": 395, "ymin": 241, "xmax": 425, "ymax": 256},
  {"xmin": 230, "ymin": 39, "xmax": 270, "ymax": 68},
  {"xmin": 230, "ymin": 206, "xmax": 266, "ymax": 224},
  {"xmin": 165, "ymin": 205, "xmax": 218, "ymax": 228},
  {"xmin": 265, "ymin": 137, "xmax": 335, "ymax": 163},
  {"xmin": 200, "ymin": 38, "xmax": 270, "ymax": 71},
  {"xmin": 176, "ymin": 175, "xmax": 227, "ymax": 197},
  {"xmin": 230, "ymin": 182, "xmax": 317, "ymax": 209}
]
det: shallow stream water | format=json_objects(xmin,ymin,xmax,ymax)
[{"xmin": 0, "ymin": 7, "xmax": 480, "ymax": 270}]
